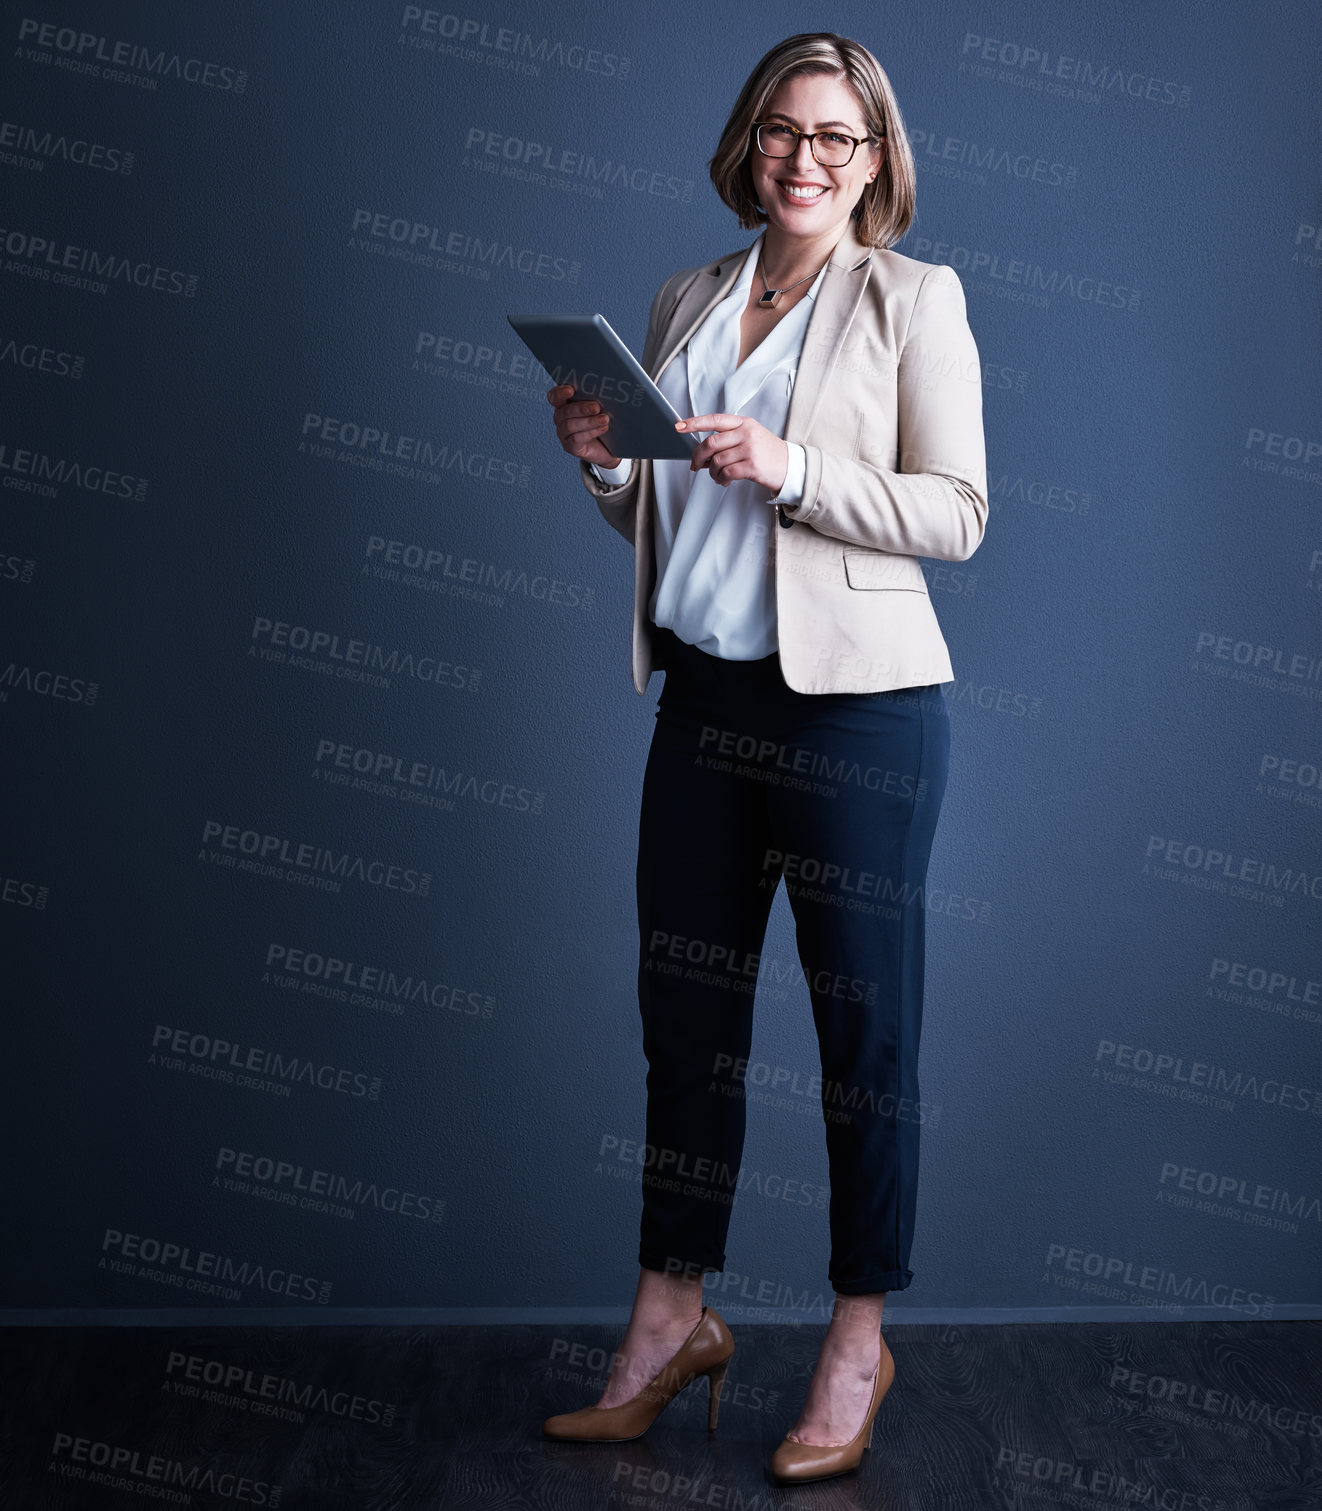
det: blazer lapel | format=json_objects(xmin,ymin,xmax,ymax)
[
  {"xmin": 650, "ymin": 242, "xmax": 754, "ymax": 385},
  {"xmin": 784, "ymin": 218, "xmax": 873, "ymax": 442}
]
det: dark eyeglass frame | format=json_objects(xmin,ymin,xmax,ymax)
[{"xmin": 751, "ymin": 118, "xmax": 884, "ymax": 167}]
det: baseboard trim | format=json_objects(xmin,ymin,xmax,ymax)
[{"xmin": 1, "ymin": 1304, "xmax": 1317, "ymax": 1327}]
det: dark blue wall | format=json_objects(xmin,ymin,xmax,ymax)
[{"xmin": 3, "ymin": 0, "xmax": 1320, "ymax": 1319}]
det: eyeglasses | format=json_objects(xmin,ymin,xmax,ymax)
[{"xmin": 752, "ymin": 119, "xmax": 881, "ymax": 168}]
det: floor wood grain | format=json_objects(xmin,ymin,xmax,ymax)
[{"xmin": 0, "ymin": 1320, "xmax": 1316, "ymax": 1508}]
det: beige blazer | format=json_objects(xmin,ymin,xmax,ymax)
[{"xmin": 578, "ymin": 215, "xmax": 988, "ymax": 695}]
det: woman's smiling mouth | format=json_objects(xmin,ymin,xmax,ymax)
[{"xmin": 777, "ymin": 180, "xmax": 828, "ymax": 203}]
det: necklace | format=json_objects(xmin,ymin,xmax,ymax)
[{"xmin": 757, "ymin": 252, "xmax": 828, "ymax": 308}]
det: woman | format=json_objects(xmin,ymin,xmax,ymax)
[{"xmin": 542, "ymin": 32, "xmax": 986, "ymax": 1485}]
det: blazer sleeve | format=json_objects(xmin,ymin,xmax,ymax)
[
  {"xmin": 787, "ymin": 264, "xmax": 988, "ymax": 562},
  {"xmin": 575, "ymin": 270, "xmax": 683, "ymax": 546}
]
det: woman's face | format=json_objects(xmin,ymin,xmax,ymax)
[{"xmin": 749, "ymin": 72, "xmax": 884, "ymax": 239}]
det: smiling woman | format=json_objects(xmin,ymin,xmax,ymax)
[{"xmin": 543, "ymin": 29, "xmax": 987, "ymax": 1488}]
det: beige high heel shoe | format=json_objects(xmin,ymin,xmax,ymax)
[
  {"xmin": 769, "ymin": 1331, "xmax": 895, "ymax": 1483},
  {"xmin": 541, "ymin": 1306, "xmax": 735, "ymax": 1442}
]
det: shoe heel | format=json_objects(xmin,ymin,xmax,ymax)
[
  {"xmin": 706, "ymin": 1359, "xmax": 730, "ymax": 1431},
  {"xmin": 865, "ymin": 1334, "xmax": 893, "ymax": 1452}
]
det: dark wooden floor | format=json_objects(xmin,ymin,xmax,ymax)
[{"xmin": 0, "ymin": 1319, "xmax": 1317, "ymax": 1508}]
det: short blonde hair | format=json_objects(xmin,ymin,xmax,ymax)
[{"xmin": 708, "ymin": 32, "xmax": 916, "ymax": 249}]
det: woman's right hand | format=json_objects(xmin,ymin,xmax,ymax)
[{"xmin": 548, "ymin": 383, "xmax": 623, "ymax": 469}]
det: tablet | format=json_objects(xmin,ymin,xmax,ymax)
[{"xmin": 507, "ymin": 311, "xmax": 698, "ymax": 460}]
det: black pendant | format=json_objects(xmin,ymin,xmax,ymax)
[{"xmin": 758, "ymin": 288, "xmax": 781, "ymax": 307}]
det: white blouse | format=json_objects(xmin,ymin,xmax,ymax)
[{"xmin": 588, "ymin": 229, "xmax": 823, "ymax": 660}]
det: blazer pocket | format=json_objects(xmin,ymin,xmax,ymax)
[{"xmin": 842, "ymin": 547, "xmax": 929, "ymax": 592}]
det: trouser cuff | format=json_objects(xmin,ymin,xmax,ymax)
[
  {"xmin": 639, "ymin": 1250, "xmax": 724, "ymax": 1282},
  {"xmin": 829, "ymin": 1267, "xmax": 913, "ymax": 1295}
]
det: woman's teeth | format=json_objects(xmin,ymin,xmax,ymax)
[{"xmin": 780, "ymin": 183, "xmax": 826, "ymax": 201}]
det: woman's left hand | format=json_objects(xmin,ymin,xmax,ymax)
[{"xmin": 675, "ymin": 413, "xmax": 788, "ymax": 495}]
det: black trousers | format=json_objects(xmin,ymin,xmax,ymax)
[{"xmin": 635, "ymin": 624, "xmax": 952, "ymax": 1294}]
